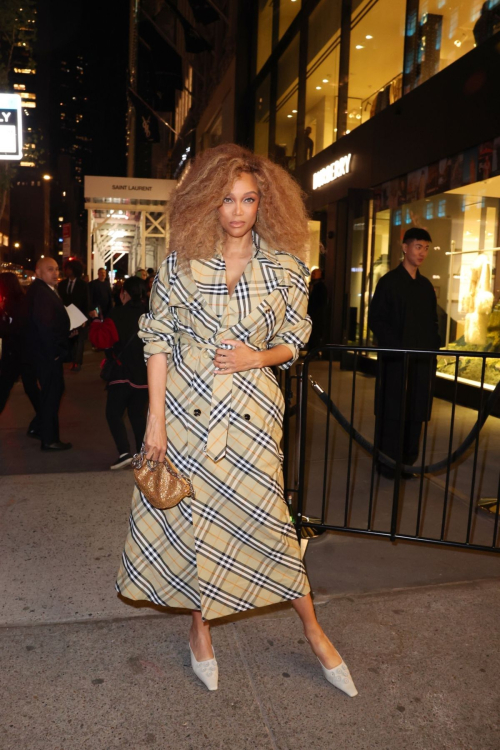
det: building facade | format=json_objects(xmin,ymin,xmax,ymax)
[{"xmin": 238, "ymin": 0, "xmax": 500, "ymax": 391}]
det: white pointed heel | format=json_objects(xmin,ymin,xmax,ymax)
[
  {"xmin": 189, "ymin": 644, "xmax": 219, "ymax": 691},
  {"xmin": 305, "ymin": 637, "xmax": 358, "ymax": 697},
  {"xmin": 317, "ymin": 657, "xmax": 358, "ymax": 697}
]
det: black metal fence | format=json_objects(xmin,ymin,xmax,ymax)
[{"xmin": 283, "ymin": 346, "xmax": 500, "ymax": 553}]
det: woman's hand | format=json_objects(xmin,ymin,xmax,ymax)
[
  {"xmin": 214, "ymin": 340, "xmax": 261, "ymax": 374},
  {"xmin": 143, "ymin": 412, "xmax": 167, "ymax": 462}
]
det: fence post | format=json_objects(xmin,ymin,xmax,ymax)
[{"xmin": 391, "ymin": 351, "xmax": 409, "ymax": 541}]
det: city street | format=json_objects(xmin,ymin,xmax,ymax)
[{"xmin": 1, "ymin": 350, "xmax": 499, "ymax": 749}]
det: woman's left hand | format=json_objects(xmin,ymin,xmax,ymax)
[{"xmin": 214, "ymin": 339, "xmax": 261, "ymax": 374}]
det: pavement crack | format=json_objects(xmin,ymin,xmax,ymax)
[{"xmin": 231, "ymin": 623, "xmax": 282, "ymax": 750}]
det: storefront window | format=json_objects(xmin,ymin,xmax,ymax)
[
  {"xmin": 279, "ymin": 0, "xmax": 301, "ymax": 39},
  {"xmin": 305, "ymin": 0, "xmax": 341, "ymax": 158},
  {"xmin": 371, "ymin": 168, "xmax": 500, "ymax": 386},
  {"xmin": 275, "ymin": 34, "xmax": 299, "ymax": 170},
  {"xmin": 255, "ymin": 75, "xmax": 271, "ymax": 157},
  {"xmin": 406, "ymin": 0, "xmax": 500, "ymax": 92},
  {"xmin": 257, "ymin": 0, "xmax": 274, "ymax": 73},
  {"xmin": 347, "ymin": 0, "xmax": 406, "ymax": 134},
  {"xmin": 308, "ymin": 220, "xmax": 322, "ymax": 271}
]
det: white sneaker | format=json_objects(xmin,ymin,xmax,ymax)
[{"xmin": 110, "ymin": 453, "xmax": 133, "ymax": 470}]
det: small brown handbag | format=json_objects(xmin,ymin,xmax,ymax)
[{"xmin": 131, "ymin": 451, "xmax": 194, "ymax": 509}]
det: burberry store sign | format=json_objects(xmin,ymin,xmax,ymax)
[{"xmin": 312, "ymin": 154, "xmax": 352, "ymax": 190}]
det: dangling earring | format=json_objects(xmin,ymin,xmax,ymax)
[{"xmin": 256, "ymin": 209, "xmax": 260, "ymax": 223}]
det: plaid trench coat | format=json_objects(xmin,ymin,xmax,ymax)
[{"xmin": 116, "ymin": 243, "xmax": 312, "ymax": 620}]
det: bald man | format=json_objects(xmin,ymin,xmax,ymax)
[{"xmin": 25, "ymin": 258, "xmax": 72, "ymax": 450}]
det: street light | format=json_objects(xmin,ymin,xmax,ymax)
[
  {"xmin": 14, "ymin": 242, "xmax": 20, "ymax": 248},
  {"xmin": 43, "ymin": 174, "xmax": 52, "ymax": 181}
]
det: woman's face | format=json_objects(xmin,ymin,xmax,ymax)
[{"xmin": 218, "ymin": 172, "xmax": 260, "ymax": 239}]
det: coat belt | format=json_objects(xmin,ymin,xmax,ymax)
[{"xmin": 179, "ymin": 338, "xmax": 242, "ymax": 463}]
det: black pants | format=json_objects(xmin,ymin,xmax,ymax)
[
  {"xmin": 37, "ymin": 358, "xmax": 65, "ymax": 444},
  {"xmin": 379, "ymin": 417, "xmax": 423, "ymax": 467},
  {"xmin": 106, "ymin": 383, "xmax": 148, "ymax": 455},
  {"xmin": 70, "ymin": 327, "xmax": 86, "ymax": 366},
  {"xmin": 0, "ymin": 357, "xmax": 40, "ymax": 424}
]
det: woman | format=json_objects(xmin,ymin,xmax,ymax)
[
  {"xmin": 116, "ymin": 144, "xmax": 357, "ymax": 696},
  {"xmin": 89, "ymin": 276, "xmax": 148, "ymax": 470},
  {"xmin": 0, "ymin": 272, "xmax": 40, "ymax": 433}
]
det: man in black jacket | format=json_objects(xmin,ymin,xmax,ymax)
[
  {"xmin": 58, "ymin": 259, "xmax": 90, "ymax": 372},
  {"xmin": 89, "ymin": 267, "xmax": 113, "ymax": 318},
  {"xmin": 368, "ymin": 228, "xmax": 440, "ymax": 477},
  {"xmin": 26, "ymin": 257, "xmax": 72, "ymax": 450}
]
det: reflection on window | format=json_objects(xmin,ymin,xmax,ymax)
[
  {"xmin": 406, "ymin": 0, "xmax": 500, "ymax": 91},
  {"xmin": 275, "ymin": 34, "xmax": 299, "ymax": 170},
  {"xmin": 279, "ymin": 0, "xmax": 301, "ymax": 39},
  {"xmin": 347, "ymin": 0, "xmax": 406, "ymax": 135},
  {"xmin": 257, "ymin": 0, "xmax": 273, "ymax": 73},
  {"xmin": 305, "ymin": 0, "xmax": 341, "ymax": 159},
  {"xmin": 255, "ymin": 75, "xmax": 271, "ymax": 157}
]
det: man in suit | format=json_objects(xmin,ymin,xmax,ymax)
[
  {"xmin": 89, "ymin": 267, "xmax": 113, "ymax": 318},
  {"xmin": 26, "ymin": 257, "xmax": 72, "ymax": 451},
  {"xmin": 58, "ymin": 259, "xmax": 90, "ymax": 372}
]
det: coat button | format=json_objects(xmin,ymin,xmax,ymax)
[
  {"xmin": 244, "ymin": 414, "xmax": 251, "ymax": 421},
  {"xmin": 194, "ymin": 409, "xmax": 201, "ymax": 417}
]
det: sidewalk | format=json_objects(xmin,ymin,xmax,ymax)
[{"xmin": 1, "ymin": 470, "xmax": 499, "ymax": 749}]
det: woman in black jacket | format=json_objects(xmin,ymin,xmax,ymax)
[
  {"xmin": 89, "ymin": 276, "xmax": 148, "ymax": 469},
  {"xmin": 0, "ymin": 272, "xmax": 40, "ymax": 434}
]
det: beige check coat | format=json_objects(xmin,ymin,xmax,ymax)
[{"xmin": 116, "ymin": 241, "xmax": 312, "ymax": 620}]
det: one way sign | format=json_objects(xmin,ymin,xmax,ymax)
[{"xmin": 0, "ymin": 93, "xmax": 23, "ymax": 160}]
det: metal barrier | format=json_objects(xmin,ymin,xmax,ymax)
[{"xmin": 283, "ymin": 346, "xmax": 500, "ymax": 553}]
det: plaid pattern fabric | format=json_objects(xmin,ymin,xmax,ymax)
[{"xmin": 116, "ymin": 242, "xmax": 312, "ymax": 620}]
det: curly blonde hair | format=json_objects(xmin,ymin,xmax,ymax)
[{"xmin": 168, "ymin": 144, "xmax": 310, "ymax": 264}]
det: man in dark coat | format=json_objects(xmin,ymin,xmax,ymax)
[
  {"xmin": 26, "ymin": 257, "xmax": 72, "ymax": 450},
  {"xmin": 58, "ymin": 259, "xmax": 90, "ymax": 372},
  {"xmin": 89, "ymin": 267, "xmax": 113, "ymax": 318},
  {"xmin": 368, "ymin": 228, "xmax": 440, "ymax": 477}
]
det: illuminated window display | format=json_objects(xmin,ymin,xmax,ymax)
[{"xmin": 372, "ymin": 149, "xmax": 500, "ymax": 387}]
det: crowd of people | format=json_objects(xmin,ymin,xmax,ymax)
[{"xmin": 0, "ymin": 259, "xmax": 156, "ymax": 465}]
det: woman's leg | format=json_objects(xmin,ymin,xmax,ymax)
[
  {"xmin": 291, "ymin": 593, "xmax": 342, "ymax": 669},
  {"xmin": 189, "ymin": 610, "xmax": 214, "ymax": 661}
]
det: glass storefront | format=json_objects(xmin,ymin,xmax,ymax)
[
  {"xmin": 279, "ymin": 0, "xmax": 301, "ymax": 39},
  {"xmin": 306, "ymin": 0, "xmax": 341, "ymax": 155},
  {"xmin": 257, "ymin": 0, "xmax": 273, "ymax": 73},
  {"xmin": 254, "ymin": 75, "xmax": 271, "ymax": 156},
  {"xmin": 253, "ymin": 1, "xmax": 500, "ymax": 154},
  {"xmin": 369, "ymin": 160, "xmax": 500, "ymax": 386},
  {"xmin": 347, "ymin": 0, "xmax": 406, "ymax": 135},
  {"xmin": 405, "ymin": 0, "xmax": 500, "ymax": 93},
  {"xmin": 275, "ymin": 33, "xmax": 299, "ymax": 169}
]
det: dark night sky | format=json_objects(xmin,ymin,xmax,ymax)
[{"xmin": 37, "ymin": 0, "xmax": 130, "ymax": 176}]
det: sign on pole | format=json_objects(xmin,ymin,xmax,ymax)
[
  {"xmin": 0, "ymin": 94, "xmax": 23, "ymax": 161},
  {"xmin": 62, "ymin": 223, "xmax": 71, "ymax": 258}
]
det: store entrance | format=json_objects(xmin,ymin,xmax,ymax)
[{"xmin": 342, "ymin": 189, "xmax": 373, "ymax": 346}]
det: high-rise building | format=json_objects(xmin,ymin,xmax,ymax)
[
  {"xmin": 10, "ymin": 3, "xmax": 42, "ymax": 169},
  {"xmin": 127, "ymin": 0, "xmax": 237, "ymax": 180}
]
